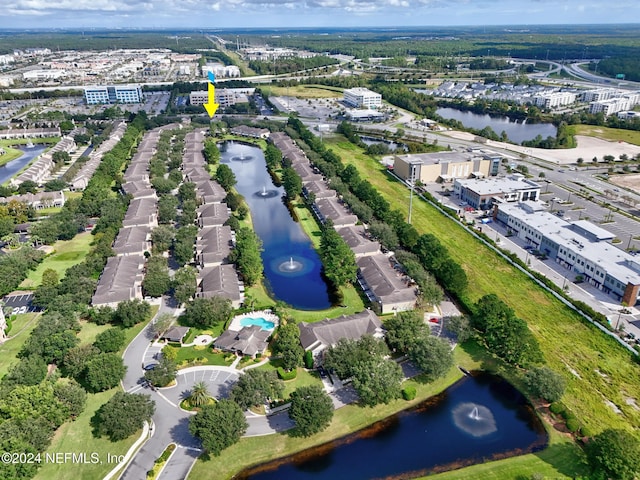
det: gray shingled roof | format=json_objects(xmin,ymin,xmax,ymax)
[{"xmin": 298, "ymin": 310, "xmax": 383, "ymax": 352}]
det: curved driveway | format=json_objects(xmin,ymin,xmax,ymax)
[{"xmin": 119, "ymin": 298, "xmax": 292, "ymax": 480}]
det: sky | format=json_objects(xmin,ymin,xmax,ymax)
[{"xmin": 3, "ymin": 0, "xmax": 640, "ymax": 29}]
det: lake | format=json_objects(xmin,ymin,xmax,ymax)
[
  {"xmin": 220, "ymin": 141, "xmax": 332, "ymax": 310},
  {"xmin": 436, "ymin": 107, "xmax": 557, "ymax": 144},
  {"xmin": 240, "ymin": 373, "xmax": 547, "ymax": 480},
  {"xmin": 0, "ymin": 144, "xmax": 48, "ymax": 185}
]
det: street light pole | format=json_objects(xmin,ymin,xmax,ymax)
[
  {"xmin": 615, "ymin": 309, "xmax": 624, "ymax": 331},
  {"xmin": 408, "ymin": 169, "xmax": 415, "ymax": 224}
]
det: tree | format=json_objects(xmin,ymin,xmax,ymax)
[
  {"xmin": 62, "ymin": 344, "xmax": 100, "ymax": 380},
  {"xmin": 115, "ymin": 299, "xmax": 151, "ymax": 328},
  {"xmin": 149, "ymin": 313, "xmax": 174, "ymax": 339},
  {"xmin": 93, "ymin": 328, "xmax": 126, "ymax": 353},
  {"xmin": 188, "ymin": 381, "xmax": 212, "ymax": 408},
  {"xmin": 93, "ymin": 392, "xmax": 155, "ymax": 442},
  {"xmin": 447, "ymin": 315, "xmax": 472, "ymax": 343},
  {"xmin": 385, "ymin": 310, "xmax": 428, "ymax": 353},
  {"xmin": 181, "ymin": 296, "xmax": 233, "ymax": 328},
  {"xmin": 324, "ymin": 336, "xmax": 403, "ymax": 407},
  {"xmin": 44, "ymin": 179, "xmax": 67, "ymax": 191},
  {"xmin": 83, "ymin": 353, "xmax": 127, "ymax": 392},
  {"xmin": 17, "ymin": 181, "xmax": 38, "ymax": 195},
  {"xmin": 143, "ymin": 256, "xmax": 171, "ymax": 297},
  {"xmin": 88, "ymin": 306, "xmax": 115, "ymax": 326},
  {"xmin": 3, "ymin": 355, "xmax": 47, "ymax": 386},
  {"xmin": 409, "ymin": 335, "xmax": 453, "ymax": 382},
  {"xmin": 0, "ymin": 383, "xmax": 69, "ymax": 427},
  {"xmin": 151, "ymin": 225, "xmax": 175, "ymax": 254},
  {"xmin": 144, "ymin": 356, "xmax": 177, "ymax": 388},
  {"xmin": 189, "ymin": 400, "xmax": 247, "ymax": 456},
  {"xmin": 215, "ymin": 164, "xmax": 237, "ymax": 191},
  {"xmin": 319, "ymin": 227, "xmax": 357, "ymax": 287},
  {"xmin": 524, "ymin": 366, "xmax": 566, "ymax": 402},
  {"xmin": 158, "ymin": 194, "xmax": 179, "ymax": 224},
  {"xmin": 52, "ymin": 151, "xmax": 71, "ymax": 165},
  {"xmin": 368, "ymin": 221, "xmax": 399, "ymax": 249},
  {"xmin": 202, "ymin": 138, "xmax": 220, "ymax": 164},
  {"xmin": 586, "ymin": 429, "xmax": 640, "ymax": 480},
  {"xmin": 172, "ymin": 266, "xmax": 197, "ymax": 305},
  {"xmin": 230, "ymin": 227, "xmax": 263, "ymax": 286},
  {"xmin": 282, "ymin": 167, "xmax": 303, "ymax": 200},
  {"xmin": 230, "ymin": 369, "xmax": 284, "ymax": 410},
  {"xmin": 53, "ymin": 380, "xmax": 87, "ymax": 419},
  {"xmin": 271, "ymin": 321, "xmax": 303, "ymax": 371},
  {"xmin": 288, "ymin": 385, "xmax": 334, "ymax": 437}
]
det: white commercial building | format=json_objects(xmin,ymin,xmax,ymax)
[
  {"xmin": 454, "ymin": 174, "xmax": 540, "ymax": 211},
  {"xmin": 202, "ymin": 63, "xmax": 240, "ymax": 78},
  {"xmin": 84, "ymin": 85, "xmax": 144, "ymax": 105},
  {"xmin": 496, "ymin": 202, "xmax": 640, "ymax": 305},
  {"xmin": 343, "ymin": 87, "xmax": 382, "ymax": 109},
  {"xmin": 190, "ymin": 88, "xmax": 254, "ymax": 107}
]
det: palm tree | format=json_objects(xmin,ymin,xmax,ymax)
[{"xmin": 188, "ymin": 382, "xmax": 211, "ymax": 408}]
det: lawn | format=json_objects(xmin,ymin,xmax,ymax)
[
  {"xmin": 0, "ymin": 144, "xmax": 23, "ymax": 165},
  {"xmin": 20, "ymin": 231, "xmax": 94, "ymax": 288},
  {"xmin": 261, "ymin": 85, "xmax": 343, "ymax": 98},
  {"xmin": 0, "ymin": 312, "xmax": 40, "ymax": 377},
  {"xmin": 175, "ymin": 345, "xmax": 233, "ymax": 367},
  {"xmin": 33, "ymin": 386, "xmax": 141, "ymax": 480},
  {"xmin": 75, "ymin": 319, "xmax": 110, "ymax": 346},
  {"xmin": 322, "ymin": 135, "xmax": 640, "ymax": 437},
  {"xmin": 256, "ymin": 358, "xmax": 324, "ymax": 398},
  {"xmin": 568, "ymin": 124, "xmax": 640, "ymax": 146}
]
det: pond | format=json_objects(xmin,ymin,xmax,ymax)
[
  {"xmin": 360, "ymin": 136, "xmax": 407, "ymax": 152},
  {"xmin": 436, "ymin": 107, "xmax": 557, "ymax": 144},
  {"xmin": 240, "ymin": 373, "xmax": 547, "ymax": 480},
  {"xmin": 220, "ymin": 141, "xmax": 332, "ymax": 310},
  {"xmin": 0, "ymin": 144, "xmax": 48, "ymax": 185}
]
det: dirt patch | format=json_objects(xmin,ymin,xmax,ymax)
[
  {"xmin": 610, "ymin": 174, "xmax": 640, "ymax": 194},
  {"xmin": 604, "ymin": 399, "xmax": 622, "ymax": 414},
  {"xmin": 626, "ymin": 397, "xmax": 640, "ymax": 411}
]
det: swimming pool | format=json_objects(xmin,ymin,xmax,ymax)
[{"xmin": 240, "ymin": 317, "xmax": 275, "ymax": 331}]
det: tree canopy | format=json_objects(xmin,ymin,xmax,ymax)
[
  {"xmin": 586, "ymin": 429, "xmax": 640, "ymax": 480},
  {"xmin": 319, "ymin": 227, "xmax": 357, "ymax": 287},
  {"xmin": 189, "ymin": 400, "xmax": 248, "ymax": 456},
  {"xmin": 92, "ymin": 392, "xmax": 155, "ymax": 442},
  {"xmin": 288, "ymin": 385, "xmax": 334, "ymax": 437},
  {"xmin": 271, "ymin": 321, "xmax": 304, "ymax": 372},
  {"xmin": 181, "ymin": 296, "xmax": 233, "ymax": 328},
  {"xmin": 324, "ymin": 335, "xmax": 403, "ymax": 406},
  {"xmin": 230, "ymin": 369, "xmax": 284, "ymax": 410},
  {"xmin": 524, "ymin": 366, "xmax": 566, "ymax": 403}
]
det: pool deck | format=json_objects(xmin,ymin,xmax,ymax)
[{"xmin": 228, "ymin": 309, "xmax": 279, "ymax": 332}]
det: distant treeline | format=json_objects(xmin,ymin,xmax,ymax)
[
  {"xmin": 248, "ymin": 56, "xmax": 338, "ymax": 75},
  {"xmin": 591, "ymin": 57, "xmax": 640, "ymax": 83}
]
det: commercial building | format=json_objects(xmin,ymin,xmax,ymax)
[
  {"xmin": 496, "ymin": 202, "xmax": 640, "ymax": 305},
  {"xmin": 343, "ymin": 87, "xmax": 382, "ymax": 109},
  {"xmin": 454, "ymin": 174, "xmax": 540, "ymax": 210},
  {"xmin": 84, "ymin": 85, "xmax": 143, "ymax": 105},
  {"xmin": 393, "ymin": 151, "xmax": 500, "ymax": 184},
  {"xmin": 189, "ymin": 88, "xmax": 254, "ymax": 107},
  {"xmin": 202, "ymin": 63, "xmax": 241, "ymax": 78}
]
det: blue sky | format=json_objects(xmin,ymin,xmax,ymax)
[{"xmin": 4, "ymin": 0, "xmax": 640, "ymax": 29}]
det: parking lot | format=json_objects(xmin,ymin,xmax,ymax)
[{"xmin": 3, "ymin": 292, "xmax": 39, "ymax": 315}]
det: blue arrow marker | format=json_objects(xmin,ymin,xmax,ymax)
[{"xmin": 208, "ymin": 71, "xmax": 216, "ymax": 83}]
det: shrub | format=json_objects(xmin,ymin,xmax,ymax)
[
  {"xmin": 549, "ymin": 402, "xmax": 565, "ymax": 415},
  {"xmin": 566, "ymin": 418, "xmax": 581, "ymax": 433},
  {"xmin": 562, "ymin": 410, "xmax": 577, "ymax": 422},
  {"xmin": 277, "ymin": 367, "xmax": 297, "ymax": 381},
  {"xmin": 303, "ymin": 350, "xmax": 314, "ymax": 369},
  {"xmin": 579, "ymin": 425, "xmax": 595, "ymax": 438},
  {"xmin": 401, "ymin": 386, "xmax": 416, "ymax": 401}
]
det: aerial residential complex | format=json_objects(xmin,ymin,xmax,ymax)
[
  {"xmin": 84, "ymin": 85, "xmax": 144, "ymax": 104},
  {"xmin": 496, "ymin": 202, "xmax": 640, "ymax": 305}
]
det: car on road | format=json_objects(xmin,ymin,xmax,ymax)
[{"xmin": 143, "ymin": 363, "xmax": 158, "ymax": 371}]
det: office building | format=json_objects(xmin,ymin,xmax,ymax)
[
  {"xmin": 454, "ymin": 174, "xmax": 540, "ymax": 210},
  {"xmin": 343, "ymin": 87, "xmax": 382, "ymax": 109},
  {"xmin": 496, "ymin": 202, "xmax": 640, "ymax": 305},
  {"xmin": 84, "ymin": 85, "xmax": 143, "ymax": 105},
  {"xmin": 394, "ymin": 151, "xmax": 500, "ymax": 184}
]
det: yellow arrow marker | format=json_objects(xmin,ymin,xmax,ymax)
[{"xmin": 204, "ymin": 82, "xmax": 219, "ymax": 118}]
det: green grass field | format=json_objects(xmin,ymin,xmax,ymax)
[
  {"xmin": 322, "ymin": 136, "xmax": 640, "ymax": 436},
  {"xmin": 257, "ymin": 359, "xmax": 324, "ymax": 398},
  {"xmin": 20, "ymin": 232, "xmax": 94, "ymax": 288},
  {"xmin": 568, "ymin": 124, "xmax": 640, "ymax": 146},
  {"xmin": 175, "ymin": 345, "xmax": 233, "ymax": 367},
  {"xmin": 33, "ymin": 387, "xmax": 141, "ymax": 480},
  {"xmin": 0, "ymin": 312, "xmax": 40, "ymax": 377},
  {"xmin": 0, "ymin": 144, "xmax": 23, "ymax": 165}
]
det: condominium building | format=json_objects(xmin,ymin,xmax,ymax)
[
  {"xmin": 84, "ymin": 85, "xmax": 143, "ymax": 105},
  {"xmin": 343, "ymin": 87, "xmax": 382, "ymax": 109},
  {"xmin": 533, "ymin": 91, "xmax": 577, "ymax": 109}
]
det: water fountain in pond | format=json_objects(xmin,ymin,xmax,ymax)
[
  {"xmin": 255, "ymin": 185, "xmax": 279, "ymax": 199},
  {"xmin": 452, "ymin": 402, "xmax": 497, "ymax": 438},
  {"xmin": 231, "ymin": 152, "xmax": 253, "ymax": 162},
  {"xmin": 278, "ymin": 256, "xmax": 304, "ymax": 273}
]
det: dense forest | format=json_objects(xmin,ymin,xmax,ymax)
[{"xmin": 248, "ymin": 55, "xmax": 338, "ymax": 75}]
